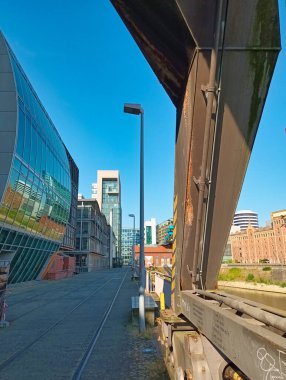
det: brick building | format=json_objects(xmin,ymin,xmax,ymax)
[
  {"xmin": 230, "ymin": 210, "xmax": 286, "ymax": 264},
  {"xmin": 134, "ymin": 245, "xmax": 172, "ymax": 267}
]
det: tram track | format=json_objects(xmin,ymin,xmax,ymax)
[
  {"xmin": 6, "ymin": 279, "xmax": 79, "ymax": 307},
  {"xmin": 0, "ymin": 276, "xmax": 116, "ymax": 371},
  {"xmin": 7, "ymin": 272, "xmax": 111, "ymax": 308},
  {"xmin": 8, "ymin": 275, "xmax": 114, "ymax": 322},
  {"xmin": 72, "ymin": 269, "xmax": 128, "ymax": 380},
  {"xmin": 6, "ymin": 271, "xmax": 110, "ymax": 304}
]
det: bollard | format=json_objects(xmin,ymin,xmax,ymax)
[{"xmin": 160, "ymin": 292, "xmax": 165, "ymax": 311}]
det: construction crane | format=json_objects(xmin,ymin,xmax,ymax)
[{"xmin": 110, "ymin": 1, "xmax": 282, "ymax": 378}]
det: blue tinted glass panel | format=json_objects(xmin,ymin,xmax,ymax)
[
  {"xmin": 23, "ymin": 116, "xmax": 31, "ymax": 163},
  {"xmin": 16, "ymin": 107, "xmax": 25, "ymax": 157},
  {"xmin": 30, "ymin": 124, "xmax": 37, "ymax": 169}
]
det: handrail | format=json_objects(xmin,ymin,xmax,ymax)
[{"xmin": 146, "ymin": 269, "xmax": 171, "ymax": 281}]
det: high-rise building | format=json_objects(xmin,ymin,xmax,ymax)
[
  {"xmin": 91, "ymin": 170, "xmax": 122, "ymax": 257},
  {"xmin": 233, "ymin": 210, "xmax": 259, "ymax": 231},
  {"xmin": 156, "ymin": 218, "xmax": 173, "ymax": 245},
  {"xmin": 0, "ymin": 32, "xmax": 76, "ymax": 283},
  {"xmin": 121, "ymin": 227, "xmax": 140, "ymax": 266},
  {"xmin": 144, "ymin": 218, "xmax": 156, "ymax": 245}
]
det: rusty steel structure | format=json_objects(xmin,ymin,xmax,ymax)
[{"xmin": 110, "ymin": 1, "xmax": 282, "ymax": 378}]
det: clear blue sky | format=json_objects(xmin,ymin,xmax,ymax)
[{"xmin": 0, "ymin": 1, "xmax": 285, "ymax": 228}]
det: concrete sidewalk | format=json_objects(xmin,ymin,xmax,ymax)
[{"xmin": 0, "ymin": 268, "xmax": 168, "ymax": 380}]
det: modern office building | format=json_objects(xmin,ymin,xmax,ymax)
[
  {"xmin": 121, "ymin": 227, "xmax": 140, "ymax": 266},
  {"xmin": 91, "ymin": 170, "xmax": 121, "ymax": 258},
  {"xmin": 70, "ymin": 197, "xmax": 115, "ymax": 272},
  {"xmin": 233, "ymin": 210, "xmax": 259, "ymax": 231},
  {"xmin": 156, "ymin": 218, "xmax": 173, "ymax": 245},
  {"xmin": 229, "ymin": 210, "xmax": 286, "ymax": 264},
  {"xmin": 144, "ymin": 218, "xmax": 156, "ymax": 245},
  {"xmin": 0, "ymin": 32, "xmax": 76, "ymax": 283}
]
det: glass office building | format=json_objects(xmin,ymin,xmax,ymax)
[
  {"xmin": 0, "ymin": 32, "xmax": 74, "ymax": 283},
  {"xmin": 121, "ymin": 228, "xmax": 140, "ymax": 265},
  {"xmin": 92, "ymin": 171, "xmax": 122, "ymax": 258},
  {"xmin": 61, "ymin": 148, "xmax": 79, "ymax": 251}
]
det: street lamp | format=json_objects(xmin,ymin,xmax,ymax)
[
  {"xmin": 128, "ymin": 214, "xmax": 136, "ymax": 270},
  {"xmin": 124, "ymin": 103, "xmax": 145, "ymax": 332}
]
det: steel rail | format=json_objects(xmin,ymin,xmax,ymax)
[
  {"xmin": 195, "ymin": 289, "xmax": 286, "ymax": 332},
  {"xmin": 7, "ymin": 279, "xmax": 62, "ymax": 297},
  {"xmin": 8, "ymin": 284, "xmax": 76, "ymax": 307},
  {"xmin": 7, "ymin": 271, "xmax": 111, "ymax": 307},
  {"xmin": 0, "ymin": 277, "xmax": 115, "ymax": 371},
  {"xmin": 72, "ymin": 268, "xmax": 129, "ymax": 380}
]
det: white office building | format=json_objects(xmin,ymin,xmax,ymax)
[{"xmin": 233, "ymin": 210, "xmax": 259, "ymax": 231}]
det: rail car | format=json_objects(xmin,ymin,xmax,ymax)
[{"xmin": 110, "ymin": 1, "xmax": 283, "ymax": 378}]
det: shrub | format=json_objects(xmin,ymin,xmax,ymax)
[
  {"xmin": 228, "ymin": 268, "xmax": 241, "ymax": 277},
  {"xmin": 262, "ymin": 266, "xmax": 271, "ymax": 271},
  {"xmin": 280, "ymin": 282, "xmax": 286, "ymax": 288},
  {"xmin": 246, "ymin": 273, "xmax": 255, "ymax": 282}
]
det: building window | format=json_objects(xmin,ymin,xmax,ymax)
[{"xmin": 146, "ymin": 226, "xmax": 152, "ymax": 245}]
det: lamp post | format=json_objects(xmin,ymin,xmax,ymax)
[
  {"xmin": 109, "ymin": 209, "xmax": 113, "ymax": 269},
  {"xmin": 124, "ymin": 103, "xmax": 145, "ymax": 332},
  {"xmin": 128, "ymin": 214, "xmax": 135, "ymax": 270}
]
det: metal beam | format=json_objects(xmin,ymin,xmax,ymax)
[{"xmin": 181, "ymin": 291, "xmax": 286, "ymax": 379}]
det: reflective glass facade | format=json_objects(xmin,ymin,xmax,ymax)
[
  {"xmin": 0, "ymin": 33, "xmax": 73, "ymax": 283},
  {"xmin": 121, "ymin": 228, "xmax": 140, "ymax": 265},
  {"xmin": 61, "ymin": 149, "xmax": 79, "ymax": 250}
]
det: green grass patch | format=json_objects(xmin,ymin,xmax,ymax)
[{"xmin": 218, "ymin": 267, "xmax": 242, "ymax": 281}]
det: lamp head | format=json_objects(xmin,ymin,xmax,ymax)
[
  {"xmin": 124, "ymin": 103, "xmax": 143, "ymax": 115},
  {"xmin": 128, "ymin": 214, "xmax": 135, "ymax": 218}
]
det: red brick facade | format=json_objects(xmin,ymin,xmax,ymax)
[
  {"xmin": 134, "ymin": 245, "xmax": 172, "ymax": 267},
  {"xmin": 230, "ymin": 210, "xmax": 286, "ymax": 264}
]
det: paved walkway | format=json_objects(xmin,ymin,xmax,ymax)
[{"xmin": 0, "ymin": 268, "xmax": 168, "ymax": 380}]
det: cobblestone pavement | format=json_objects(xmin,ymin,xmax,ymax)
[{"xmin": 0, "ymin": 268, "xmax": 169, "ymax": 380}]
